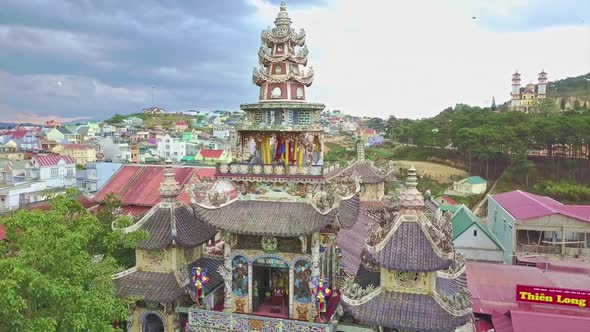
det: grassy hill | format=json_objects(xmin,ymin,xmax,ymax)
[{"xmin": 548, "ymin": 72, "xmax": 590, "ymax": 101}]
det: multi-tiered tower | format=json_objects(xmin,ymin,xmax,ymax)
[
  {"xmin": 185, "ymin": 2, "xmax": 360, "ymax": 331},
  {"xmin": 537, "ymin": 69, "xmax": 548, "ymax": 98},
  {"xmin": 510, "ymin": 71, "xmax": 522, "ymax": 108}
]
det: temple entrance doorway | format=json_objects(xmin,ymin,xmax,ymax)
[
  {"xmin": 252, "ymin": 257, "xmax": 289, "ymax": 318},
  {"xmin": 143, "ymin": 313, "xmax": 164, "ymax": 332}
]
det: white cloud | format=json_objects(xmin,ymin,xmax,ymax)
[{"xmin": 248, "ymin": 0, "xmax": 590, "ymax": 118}]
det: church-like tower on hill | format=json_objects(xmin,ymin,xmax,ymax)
[{"xmin": 510, "ymin": 70, "xmax": 548, "ymax": 113}]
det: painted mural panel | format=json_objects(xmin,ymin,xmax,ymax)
[
  {"xmin": 294, "ymin": 260, "xmax": 312, "ymax": 303},
  {"xmin": 232, "ymin": 255, "xmax": 248, "ymax": 297}
]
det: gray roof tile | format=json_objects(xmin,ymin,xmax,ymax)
[{"xmin": 369, "ymin": 222, "xmax": 452, "ymax": 272}]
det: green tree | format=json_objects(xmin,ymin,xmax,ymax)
[
  {"xmin": 533, "ymin": 97, "xmax": 558, "ymax": 115},
  {"xmin": 0, "ymin": 195, "xmax": 129, "ymax": 331}
]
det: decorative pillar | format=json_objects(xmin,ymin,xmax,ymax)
[
  {"xmin": 311, "ymin": 232, "xmax": 320, "ymax": 320},
  {"xmin": 222, "ymin": 232, "xmax": 233, "ymax": 312},
  {"xmin": 248, "ymin": 262, "xmax": 253, "ymax": 313},
  {"xmin": 289, "ymin": 265, "xmax": 294, "ymax": 318}
]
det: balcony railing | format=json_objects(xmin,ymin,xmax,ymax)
[
  {"xmin": 181, "ymin": 306, "xmax": 337, "ymax": 332},
  {"xmin": 216, "ymin": 162, "xmax": 341, "ymax": 179}
]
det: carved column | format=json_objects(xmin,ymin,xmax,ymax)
[
  {"xmin": 311, "ymin": 232, "xmax": 320, "ymax": 320},
  {"xmin": 223, "ymin": 232, "xmax": 233, "ymax": 312},
  {"xmin": 289, "ymin": 265, "xmax": 294, "ymax": 319},
  {"xmin": 248, "ymin": 261, "xmax": 253, "ymax": 313}
]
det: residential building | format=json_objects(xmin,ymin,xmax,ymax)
[
  {"xmin": 212, "ymin": 127, "xmax": 230, "ymax": 139},
  {"xmin": 157, "ymin": 134, "xmax": 186, "ymax": 163},
  {"xmin": 46, "ymin": 127, "xmax": 77, "ymax": 143},
  {"xmin": 40, "ymin": 140, "xmax": 59, "ymax": 152},
  {"xmin": 182, "ymin": 131, "xmax": 193, "ymax": 142},
  {"xmin": 185, "ymin": 142, "xmax": 199, "ymax": 157},
  {"xmin": 97, "ymin": 137, "xmax": 131, "ymax": 163},
  {"xmin": 451, "ymin": 205, "xmax": 505, "ymax": 263},
  {"xmin": 0, "ymin": 160, "xmax": 28, "ymax": 185},
  {"xmin": 487, "ymin": 190, "xmax": 590, "ymax": 264},
  {"xmin": 76, "ymin": 162, "xmax": 122, "ymax": 193},
  {"xmin": 127, "ymin": 116, "xmax": 144, "ymax": 128},
  {"xmin": 174, "ymin": 121, "xmax": 189, "ymax": 132},
  {"xmin": 11, "ymin": 131, "xmax": 40, "ymax": 151},
  {"xmin": 26, "ymin": 155, "xmax": 77, "ymax": 188},
  {"xmin": 0, "ymin": 181, "xmax": 48, "ymax": 212},
  {"xmin": 143, "ymin": 107, "xmax": 165, "ymax": 115},
  {"xmin": 195, "ymin": 149, "xmax": 231, "ymax": 165},
  {"xmin": 453, "ymin": 176, "xmax": 487, "ymax": 195},
  {"xmin": 54, "ymin": 143, "xmax": 97, "ymax": 166}
]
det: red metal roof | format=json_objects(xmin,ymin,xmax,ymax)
[
  {"xmin": 94, "ymin": 165, "xmax": 194, "ymax": 206},
  {"xmin": 442, "ymin": 195, "xmax": 458, "ymax": 205},
  {"xmin": 175, "ymin": 121, "xmax": 188, "ymax": 126},
  {"xmin": 32, "ymin": 155, "xmax": 75, "ymax": 166},
  {"xmin": 510, "ymin": 310, "xmax": 590, "ymax": 332},
  {"xmin": 199, "ymin": 149, "xmax": 224, "ymax": 159},
  {"xmin": 491, "ymin": 313, "xmax": 514, "ymax": 332},
  {"xmin": 11, "ymin": 131, "xmax": 28, "ymax": 139},
  {"xmin": 491, "ymin": 190, "xmax": 590, "ymax": 223},
  {"xmin": 467, "ymin": 261, "xmax": 590, "ymax": 317}
]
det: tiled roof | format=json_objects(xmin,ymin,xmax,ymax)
[
  {"xmin": 32, "ymin": 154, "xmax": 75, "ymax": 166},
  {"xmin": 369, "ymin": 221, "xmax": 452, "ymax": 272},
  {"xmin": 337, "ymin": 194, "xmax": 360, "ymax": 228},
  {"xmin": 436, "ymin": 273, "xmax": 468, "ymax": 298},
  {"xmin": 137, "ymin": 204, "xmax": 217, "ymax": 250},
  {"xmin": 187, "ymin": 257, "xmax": 224, "ymax": 295},
  {"xmin": 194, "ymin": 200, "xmax": 335, "ymax": 237},
  {"xmin": 343, "ymin": 161, "xmax": 392, "ymax": 184},
  {"xmin": 342, "ymin": 291, "xmax": 471, "ymax": 331},
  {"xmin": 199, "ymin": 149, "xmax": 224, "ymax": 159},
  {"xmin": 337, "ymin": 211, "xmax": 373, "ymax": 274},
  {"xmin": 114, "ymin": 271, "xmax": 185, "ymax": 302},
  {"xmin": 94, "ymin": 165, "xmax": 195, "ymax": 206},
  {"xmin": 451, "ymin": 205, "xmax": 504, "ymax": 250},
  {"xmin": 353, "ymin": 264, "xmax": 380, "ymax": 288},
  {"xmin": 491, "ymin": 190, "xmax": 590, "ymax": 223}
]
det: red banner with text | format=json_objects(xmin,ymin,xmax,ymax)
[{"xmin": 516, "ymin": 285, "xmax": 589, "ymax": 309}]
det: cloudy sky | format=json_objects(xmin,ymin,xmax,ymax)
[{"xmin": 0, "ymin": 0, "xmax": 589, "ymax": 123}]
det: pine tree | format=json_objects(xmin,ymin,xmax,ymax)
[{"xmin": 491, "ymin": 97, "xmax": 497, "ymax": 111}]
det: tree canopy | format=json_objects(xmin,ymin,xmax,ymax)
[{"xmin": 0, "ymin": 194, "xmax": 141, "ymax": 332}]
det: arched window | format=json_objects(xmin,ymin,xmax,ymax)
[
  {"xmin": 274, "ymin": 65, "xmax": 282, "ymax": 74},
  {"xmin": 271, "ymin": 87, "xmax": 282, "ymax": 98},
  {"xmin": 296, "ymin": 87, "xmax": 304, "ymax": 99}
]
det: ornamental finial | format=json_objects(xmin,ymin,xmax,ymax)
[
  {"xmin": 274, "ymin": 1, "xmax": 292, "ymax": 27},
  {"xmin": 159, "ymin": 159, "xmax": 180, "ymax": 201}
]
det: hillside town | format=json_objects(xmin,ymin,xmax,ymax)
[{"xmin": 1, "ymin": 1, "xmax": 590, "ymax": 332}]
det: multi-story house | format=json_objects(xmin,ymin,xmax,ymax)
[
  {"xmin": 0, "ymin": 160, "xmax": 28, "ymax": 185},
  {"xmin": 76, "ymin": 162, "xmax": 122, "ymax": 193},
  {"xmin": 54, "ymin": 143, "xmax": 97, "ymax": 166},
  {"xmin": 46, "ymin": 127, "xmax": 79, "ymax": 143},
  {"xmin": 174, "ymin": 121, "xmax": 189, "ymax": 132},
  {"xmin": 97, "ymin": 137, "xmax": 131, "ymax": 163},
  {"xmin": 157, "ymin": 134, "xmax": 186, "ymax": 163},
  {"xmin": 26, "ymin": 155, "xmax": 77, "ymax": 188},
  {"xmin": 0, "ymin": 181, "xmax": 49, "ymax": 212},
  {"xmin": 0, "ymin": 143, "xmax": 23, "ymax": 161},
  {"xmin": 11, "ymin": 131, "xmax": 40, "ymax": 151}
]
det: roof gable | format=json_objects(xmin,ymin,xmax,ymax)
[{"xmin": 452, "ymin": 205, "xmax": 505, "ymax": 250}]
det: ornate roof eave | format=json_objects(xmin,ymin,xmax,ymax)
[
  {"xmin": 240, "ymin": 101, "xmax": 325, "ymax": 111},
  {"xmin": 252, "ymin": 67, "xmax": 314, "ymax": 87},
  {"xmin": 366, "ymin": 213, "xmax": 454, "ymax": 261},
  {"xmin": 261, "ymin": 28, "xmax": 306, "ymax": 46},
  {"xmin": 258, "ymin": 46, "xmax": 308, "ymax": 66}
]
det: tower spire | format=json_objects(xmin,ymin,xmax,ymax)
[
  {"xmin": 159, "ymin": 160, "xmax": 180, "ymax": 202},
  {"xmin": 274, "ymin": 1, "xmax": 292, "ymax": 28}
]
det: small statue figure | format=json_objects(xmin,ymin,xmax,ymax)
[
  {"xmin": 192, "ymin": 266, "xmax": 209, "ymax": 307},
  {"xmin": 311, "ymin": 276, "xmax": 332, "ymax": 322}
]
